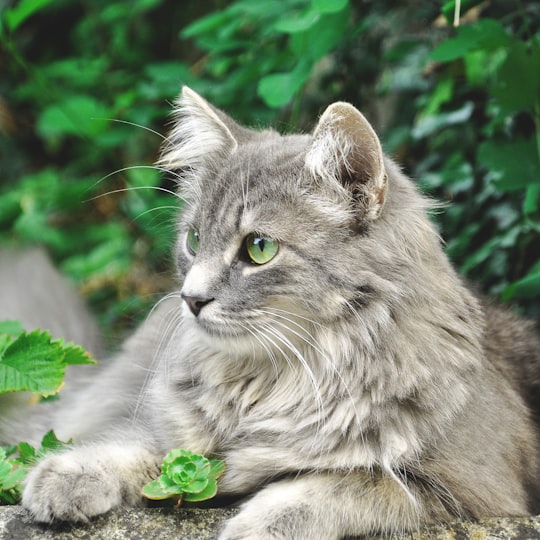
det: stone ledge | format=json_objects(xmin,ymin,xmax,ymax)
[{"xmin": 0, "ymin": 506, "xmax": 539, "ymax": 539}]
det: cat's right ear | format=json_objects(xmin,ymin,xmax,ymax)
[{"xmin": 159, "ymin": 87, "xmax": 244, "ymax": 171}]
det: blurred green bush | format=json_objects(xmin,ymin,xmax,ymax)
[{"xmin": 0, "ymin": 0, "xmax": 539, "ymax": 334}]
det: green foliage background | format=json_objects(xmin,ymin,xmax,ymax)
[{"xmin": 1, "ymin": 0, "xmax": 539, "ymax": 333}]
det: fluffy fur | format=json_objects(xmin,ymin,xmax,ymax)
[{"xmin": 1, "ymin": 87, "xmax": 539, "ymax": 539}]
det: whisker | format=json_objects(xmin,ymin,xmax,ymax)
[
  {"xmin": 132, "ymin": 292, "xmax": 184, "ymax": 422},
  {"xmin": 91, "ymin": 164, "xmax": 186, "ymax": 190},
  {"xmin": 85, "ymin": 184, "xmax": 189, "ymax": 206},
  {"xmin": 103, "ymin": 118, "xmax": 172, "ymax": 144},
  {"xmin": 257, "ymin": 306, "xmax": 363, "ymax": 450},
  {"xmin": 258, "ymin": 321, "xmax": 324, "ymax": 420}
]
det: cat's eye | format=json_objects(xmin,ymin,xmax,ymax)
[
  {"xmin": 244, "ymin": 233, "xmax": 279, "ymax": 265},
  {"xmin": 186, "ymin": 227, "xmax": 200, "ymax": 256}
]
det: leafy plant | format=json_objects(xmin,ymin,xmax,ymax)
[
  {"xmin": 0, "ymin": 430, "xmax": 71, "ymax": 505},
  {"xmin": 0, "ymin": 320, "xmax": 95, "ymax": 396},
  {"xmin": 142, "ymin": 449, "xmax": 225, "ymax": 505},
  {"xmin": 1, "ymin": 0, "xmax": 539, "ymax": 329}
]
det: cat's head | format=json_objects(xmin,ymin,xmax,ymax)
[{"xmin": 159, "ymin": 87, "xmax": 420, "ymax": 351}]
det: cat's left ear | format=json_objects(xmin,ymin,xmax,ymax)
[{"xmin": 306, "ymin": 102, "xmax": 387, "ymax": 221}]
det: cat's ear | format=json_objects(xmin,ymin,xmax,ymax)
[
  {"xmin": 159, "ymin": 86, "xmax": 247, "ymax": 170},
  {"xmin": 306, "ymin": 102, "xmax": 387, "ymax": 221}
]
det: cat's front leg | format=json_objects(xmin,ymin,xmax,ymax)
[
  {"xmin": 219, "ymin": 470, "xmax": 447, "ymax": 540},
  {"xmin": 22, "ymin": 441, "xmax": 161, "ymax": 523}
]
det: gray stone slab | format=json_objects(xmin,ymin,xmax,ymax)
[{"xmin": 0, "ymin": 506, "xmax": 539, "ymax": 539}]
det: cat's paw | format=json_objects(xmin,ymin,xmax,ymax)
[
  {"xmin": 22, "ymin": 451, "xmax": 122, "ymax": 523},
  {"xmin": 219, "ymin": 499, "xmax": 330, "ymax": 540}
]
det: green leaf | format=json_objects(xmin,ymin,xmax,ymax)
[
  {"xmin": 38, "ymin": 430, "xmax": 72, "ymax": 455},
  {"xmin": 491, "ymin": 40, "xmax": 540, "ymax": 113},
  {"xmin": 289, "ymin": 5, "xmax": 350, "ymax": 61},
  {"xmin": 478, "ymin": 138, "xmax": 540, "ymax": 192},
  {"xmin": 37, "ymin": 96, "xmax": 109, "ymax": 141},
  {"xmin": 258, "ymin": 62, "xmax": 312, "ymax": 108},
  {"xmin": 412, "ymin": 102, "xmax": 474, "ymax": 139},
  {"xmin": 183, "ymin": 478, "xmax": 218, "ymax": 502},
  {"xmin": 430, "ymin": 19, "xmax": 510, "ymax": 63},
  {"xmin": 141, "ymin": 479, "xmax": 179, "ymax": 500},
  {"xmin": 3, "ymin": 0, "xmax": 56, "ymax": 32},
  {"xmin": 0, "ymin": 192, "xmax": 22, "ymax": 229},
  {"xmin": 312, "ymin": 0, "xmax": 348, "ymax": 14},
  {"xmin": 0, "ymin": 321, "xmax": 24, "ymax": 339},
  {"xmin": 181, "ymin": 11, "xmax": 231, "ymax": 38},
  {"xmin": 274, "ymin": 10, "xmax": 320, "ymax": 33},
  {"xmin": 58, "ymin": 340, "xmax": 94, "ymax": 366},
  {"xmin": 0, "ymin": 330, "xmax": 93, "ymax": 396},
  {"xmin": 503, "ymin": 269, "xmax": 540, "ymax": 301},
  {"xmin": 16, "ymin": 442, "xmax": 36, "ymax": 465},
  {"xmin": 1, "ymin": 468, "xmax": 26, "ymax": 490}
]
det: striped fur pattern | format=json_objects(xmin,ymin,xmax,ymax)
[{"xmin": 3, "ymin": 87, "xmax": 539, "ymax": 539}]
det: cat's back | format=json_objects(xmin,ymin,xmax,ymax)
[{"xmin": 482, "ymin": 299, "xmax": 540, "ymax": 418}]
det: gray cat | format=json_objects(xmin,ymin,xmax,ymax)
[{"xmin": 1, "ymin": 87, "xmax": 539, "ymax": 539}]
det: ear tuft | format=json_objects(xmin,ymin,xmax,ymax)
[
  {"xmin": 158, "ymin": 86, "xmax": 238, "ymax": 171},
  {"xmin": 305, "ymin": 102, "xmax": 387, "ymax": 221}
]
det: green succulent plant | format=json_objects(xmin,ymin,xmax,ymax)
[{"xmin": 142, "ymin": 449, "xmax": 225, "ymax": 505}]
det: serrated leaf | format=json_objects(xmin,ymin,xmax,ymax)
[
  {"xmin": 57, "ymin": 340, "xmax": 95, "ymax": 366},
  {"xmin": 0, "ymin": 331, "xmax": 66, "ymax": 395},
  {"xmin": 1, "ymin": 468, "xmax": 26, "ymax": 490},
  {"xmin": 39, "ymin": 430, "xmax": 71, "ymax": 453},
  {"xmin": 0, "ymin": 330, "xmax": 93, "ymax": 396},
  {"xmin": 16, "ymin": 442, "xmax": 36, "ymax": 464}
]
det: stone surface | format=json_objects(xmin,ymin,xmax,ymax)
[{"xmin": 0, "ymin": 506, "xmax": 539, "ymax": 540}]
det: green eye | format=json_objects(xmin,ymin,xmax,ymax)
[
  {"xmin": 245, "ymin": 233, "xmax": 279, "ymax": 265},
  {"xmin": 186, "ymin": 227, "xmax": 200, "ymax": 255}
]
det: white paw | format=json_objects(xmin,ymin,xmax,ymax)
[
  {"xmin": 22, "ymin": 451, "xmax": 122, "ymax": 523},
  {"xmin": 219, "ymin": 500, "xmax": 327, "ymax": 540}
]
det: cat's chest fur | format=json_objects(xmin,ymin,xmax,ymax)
[{"xmin": 148, "ymin": 315, "xmax": 457, "ymax": 492}]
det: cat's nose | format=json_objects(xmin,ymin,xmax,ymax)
[{"xmin": 181, "ymin": 294, "xmax": 214, "ymax": 317}]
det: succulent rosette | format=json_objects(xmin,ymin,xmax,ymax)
[{"xmin": 142, "ymin": 449, "xmax": 225, "ymax": 504}]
